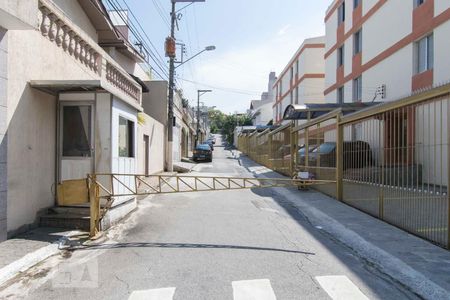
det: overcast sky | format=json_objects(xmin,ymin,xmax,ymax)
[{"xmin": 123, "ymin": 0, "xmax": 330, "ymax": 114}]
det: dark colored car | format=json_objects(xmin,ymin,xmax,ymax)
[
  {"xmin": 309, "ymin": 141, "xmax": 373, "ymax": 170},
  {"xmin": 297, "ymin": 145, "xmax": 317, "ymax": 165},
  {"xmin": 193, "ymin": 144, "xmax": 213, "ymax": 162},
  {"xmin": 205, "ymin": 140, "xmax": 214, "ymax": 151}
]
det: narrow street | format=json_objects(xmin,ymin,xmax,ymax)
[{"xmin": 0, "ymin": 135, "xmax": 418, "ymax": 300}]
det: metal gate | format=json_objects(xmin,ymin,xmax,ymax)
[{"xmin": 87, "ymin": 173, "xmax": 335, "ymax": 236}]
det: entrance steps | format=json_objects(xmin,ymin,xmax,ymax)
[{"xmin": 40, "ymin": 204, "xmax": 96, "ymax": 231}]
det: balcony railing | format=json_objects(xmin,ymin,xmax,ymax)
[{"xmin": 38, "ymin": 0, "xmax": 141, "ymax": 104}]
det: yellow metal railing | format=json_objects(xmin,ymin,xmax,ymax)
[
  {"xmin": 87, "ymin": 173, "xmax": 333, "ymax": 236},
  {"xmin": 238, "ymin": 83, "xmax": 450, "ymax": 249}
]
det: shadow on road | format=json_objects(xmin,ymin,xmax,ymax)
[{"xmin": 70, "ymin": 242, "xmax": 315, "ymax": 255}]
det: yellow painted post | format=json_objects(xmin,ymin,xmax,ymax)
[
  {"xmin": 305, "ymin": 128, "xmax": 309, "ymax": 171},
  {"xmin": 290, "ymin": 122, "xmax": 296, "ymax": 177},
  {"xmin": 336, "ymin": 115, "xmax": 343, "ymax": 201},
  {"xmin": 448, "ymin": 102, "xmax": 450, "ymax": 249},
  {"xmin": 89, "ymin": 175, "xmax": 100, "ymax": 237},
  {"xmin": 268, "ymin": 133, "xmax": 273, "ymax": 169}
]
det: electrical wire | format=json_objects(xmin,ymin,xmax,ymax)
[{"xmin": 103, "ymin": 0, "xmax": 169, "ymax": 80}]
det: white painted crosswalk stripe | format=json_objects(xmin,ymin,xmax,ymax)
[
  {"xmin": 315, "ymin": 275, "xmax": 369, "ymax": 300},
  {"xmin": 128, "ymin": 287, "xmax": 176, "ymax": 300},
  {"xmin": 232, "ymin": 279, "xmax": 277, "ymax": 300}
]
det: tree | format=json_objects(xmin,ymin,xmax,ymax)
[{"xmin": 208, "ymin": 110, "xmax": 253, "ymax": 144}]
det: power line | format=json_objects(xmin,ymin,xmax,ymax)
[{"xmin": 104, "ymin": 0, "xmax": 169, "ymax": 80}]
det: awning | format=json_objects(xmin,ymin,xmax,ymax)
[
  {"xmin": 29, "ymin": 80, "xmax": 102, "ymax": 95},
  {"xmin": 29, "ymin": 79, "xmax": 143, "ymax": 111},
  {"xmin": 283, "ymin": 102, "xmax": 381, "ymax": 120}
]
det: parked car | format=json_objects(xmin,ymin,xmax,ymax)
[
  {"xmin": 205, "ymin": 140, "xmax": 214, "ymax": 150},
  {"xmin": 193, "ymin": 144, "xmax": 213, "ymax": 162},
  {"xmin": 297, "ymin": 145, "xmax": 317, "ymax": 165},
  {"xmin": 309, "ymin": 141, "xmax": 373, "ymax": 170},
  {"xmin": 207, "ymin": 137, "xmax": 216, "ymax": 144}
]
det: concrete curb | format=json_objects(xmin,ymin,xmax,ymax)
[
  {"xmin": 0, "ymin": 242, "xmax": 60, "ymax": 287},
  {"xmin": 237, "ymin": 155, "xmax": 450, "ymax": 300},
  {"xmin": 273, "ymin": 186, "xmax": 449, "ymax": 300}
]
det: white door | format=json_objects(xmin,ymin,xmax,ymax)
[{"xmin": 59, "ymin": 103, "xmax": 94, "ymax": 181}]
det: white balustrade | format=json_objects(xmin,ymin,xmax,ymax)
[{"xmin": 38, "ymin": 0, "xmax": 141, "ymax": 103}]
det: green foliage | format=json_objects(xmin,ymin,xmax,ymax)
[{"xmin": 208, "ymin": 110, "xmax": 253, "ymax": 144}]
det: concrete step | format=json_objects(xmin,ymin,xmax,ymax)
[
  {"xmin": 48, "ymin": 206, "xmax": 90, "ymax": 216},
  {"xmin": 40, "ymin": 213, "xmax": 90, "ymax": 231}
]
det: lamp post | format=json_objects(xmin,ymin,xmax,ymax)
[
  {"xmin": 196, "ymin": 90, "xmax": 212, "ymax": 146},
  {"xmin": 165, "ymin": 0, "xmax": 213, "ymax": 172}
]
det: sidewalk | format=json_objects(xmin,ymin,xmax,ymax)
[
  {"xmin": 0, "ymin": 227, "xmax": 86, "ymax": 287},
  {"xmin": 235, "ymin": 151, "xmax": 450, "ymax": 299}
]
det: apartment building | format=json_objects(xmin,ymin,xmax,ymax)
[
  {"xmin": 248, "ymin": 72, "xmax": 277, "ymax": 126},
  {"xmin": 324, "ymin": 0, "xmax": 450, "ymax": 104},
  {"xmin": 272, "ymin": 36, "xmax": 326, "ymax": 124},
  {"xmin": 323, "ymin": 0, "xmax": 450, "ymax": 190},
  {"xmin": 0, "ymin": 0, "xmax": 168, "ymax": 239}
]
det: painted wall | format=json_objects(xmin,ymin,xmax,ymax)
[
  {"xmin": 6, "ymin": 27, "xmax": 97, "ymax": 234},
  {"xmin": 0, "ymin": 28, "xmax": 7, "ymax": 241},
  {"xmin": 142, "ymin": 80, "xmax": 168, "ymax": 126},
  {"xmin": 362, "ymin": 1, "xmax": 412, "ymax": 64},
  {"xmin": 0, "ymin": 0, "xmax": 37, "ymax": 30},
  {"xmin": 324, "ymin": 0, "xmax": 450, "ymax": 103},
  {"xmin": 51, "ymin": 0, "xmax": 98, "ymax": 42},
  {"xmin": 434, "ymin": 21, "xmax": 450, "ymax": 85},
  {"xmin": 137, "ymin": 113, "xmax": 165, "ymax": 175}
]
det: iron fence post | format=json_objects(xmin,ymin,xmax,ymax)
[
  {"xmin": 89, "ymin": 174, "xmax": 100, "ymax": 237},
  {"xmin": 448, "ymin": 101, "xmax": 450, "ymax": 249},
  {"xmin": 336, "ymin": 115, "xmax": 343, "ymax": 201},
  {"xmin": 268, "ymin": 133, "xmax": 273, "ymax": 169},
  {"xmin": 290, "ymin": 122, "xmax": 296, "ymax": 177}
]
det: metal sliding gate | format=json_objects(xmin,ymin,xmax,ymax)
[{"xmin": 87, "ymin": 173, "xmax": 334, "ymax": 236}]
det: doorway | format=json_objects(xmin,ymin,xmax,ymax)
[{"xmin": 59, "ymin": 103, "xmax": 94, "ymax": 181}]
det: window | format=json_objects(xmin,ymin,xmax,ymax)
[
  {"xmin": 354, "ymin": 0, "xmax": 361, "ymax": 9},
  {"xmin": 337, "ymin": 86, "xmax": 344, "ymax": 104},
  {"xmin": 119, "ymin": 116, "xmax": 135, "ymax": 157},
  {"xmin": 290, "ymin": 67, "xmax": 294, "ymax": 83},
  {"xmin": 354, "ymin": 30, "xmax": 362, "ymax": 55},
  {"xmin": 415, "ymin": 0, "xmax": 425, "ymax": 7},
  {"xmin": 416, "ymin": 34, "xmax": 433, "ymax": 74},
  {"xmin": 353, "ymin": 76, "xmax": 362, "ymax": 102},
  {"xmin": 62, "ymin": 106, "xmax": 92, "ymax": 157},
  {"xmin": 296, "ymin": 60, "xmax": 299, "ymax": 77},
  {"xmin": 295, "ymin": 87, "xmax": 299, "ymax": 104},
  {"xmin": 337, "ymin": 45, "xmax": 344, "ymax": 67},
  {"xmin": 338, "ymin": 2, "xmax": 345, "ymax": 25}
]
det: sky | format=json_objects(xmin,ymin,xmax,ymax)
[{"xmin": 122, "ymin": 0, "xmax": 331, "ymax": 114}]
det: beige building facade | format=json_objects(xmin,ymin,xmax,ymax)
[
  {"xmin": 0, "ymin": 0, "xmax": 167, "ymax": 239},
  {"xmin": 272, "ymin": 36, "xmax": 326, "ymax": 125}
]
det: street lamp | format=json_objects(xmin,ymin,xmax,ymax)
[
  {"xmin": 165, "ymin": 0, "xmax": 212, "ymax": 172},
  {"xmin": 175, "ymin": 46, "xmax": 216, "ymax": 69},
  {"xmin": 196, "ymin": 89, "xmax": 212, "ymax": 146}
]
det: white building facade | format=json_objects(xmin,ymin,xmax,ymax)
[
  {"xmin": 324, "ymin": 0, "xmax": 450, "ymax": 104},
  {"xmin": 0, "ymin": 0, "xmax": 157, "ymax": 239},
  {"xmin": 272, "ymin": 36, "xmax": 326, "ymax": 124},
  {"xmin": 249, "ymin": 72, "xmax": 277, "ymax": 126}
]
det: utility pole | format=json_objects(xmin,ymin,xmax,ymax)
[
  {"xmin": 196, "ymin": 89, "xmax": 212, "ymax": 146},
  {"xmin": 165, "ymin": 0, "xmax": 212, "ymax": 171},
  {"xmin": 166, "ymin": 1, "xmax": 176, "ymax": 172}
]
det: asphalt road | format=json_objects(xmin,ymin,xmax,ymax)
[{"xmin": 0, "ymin": 135, "xmax": 418, "ymax": 300}]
